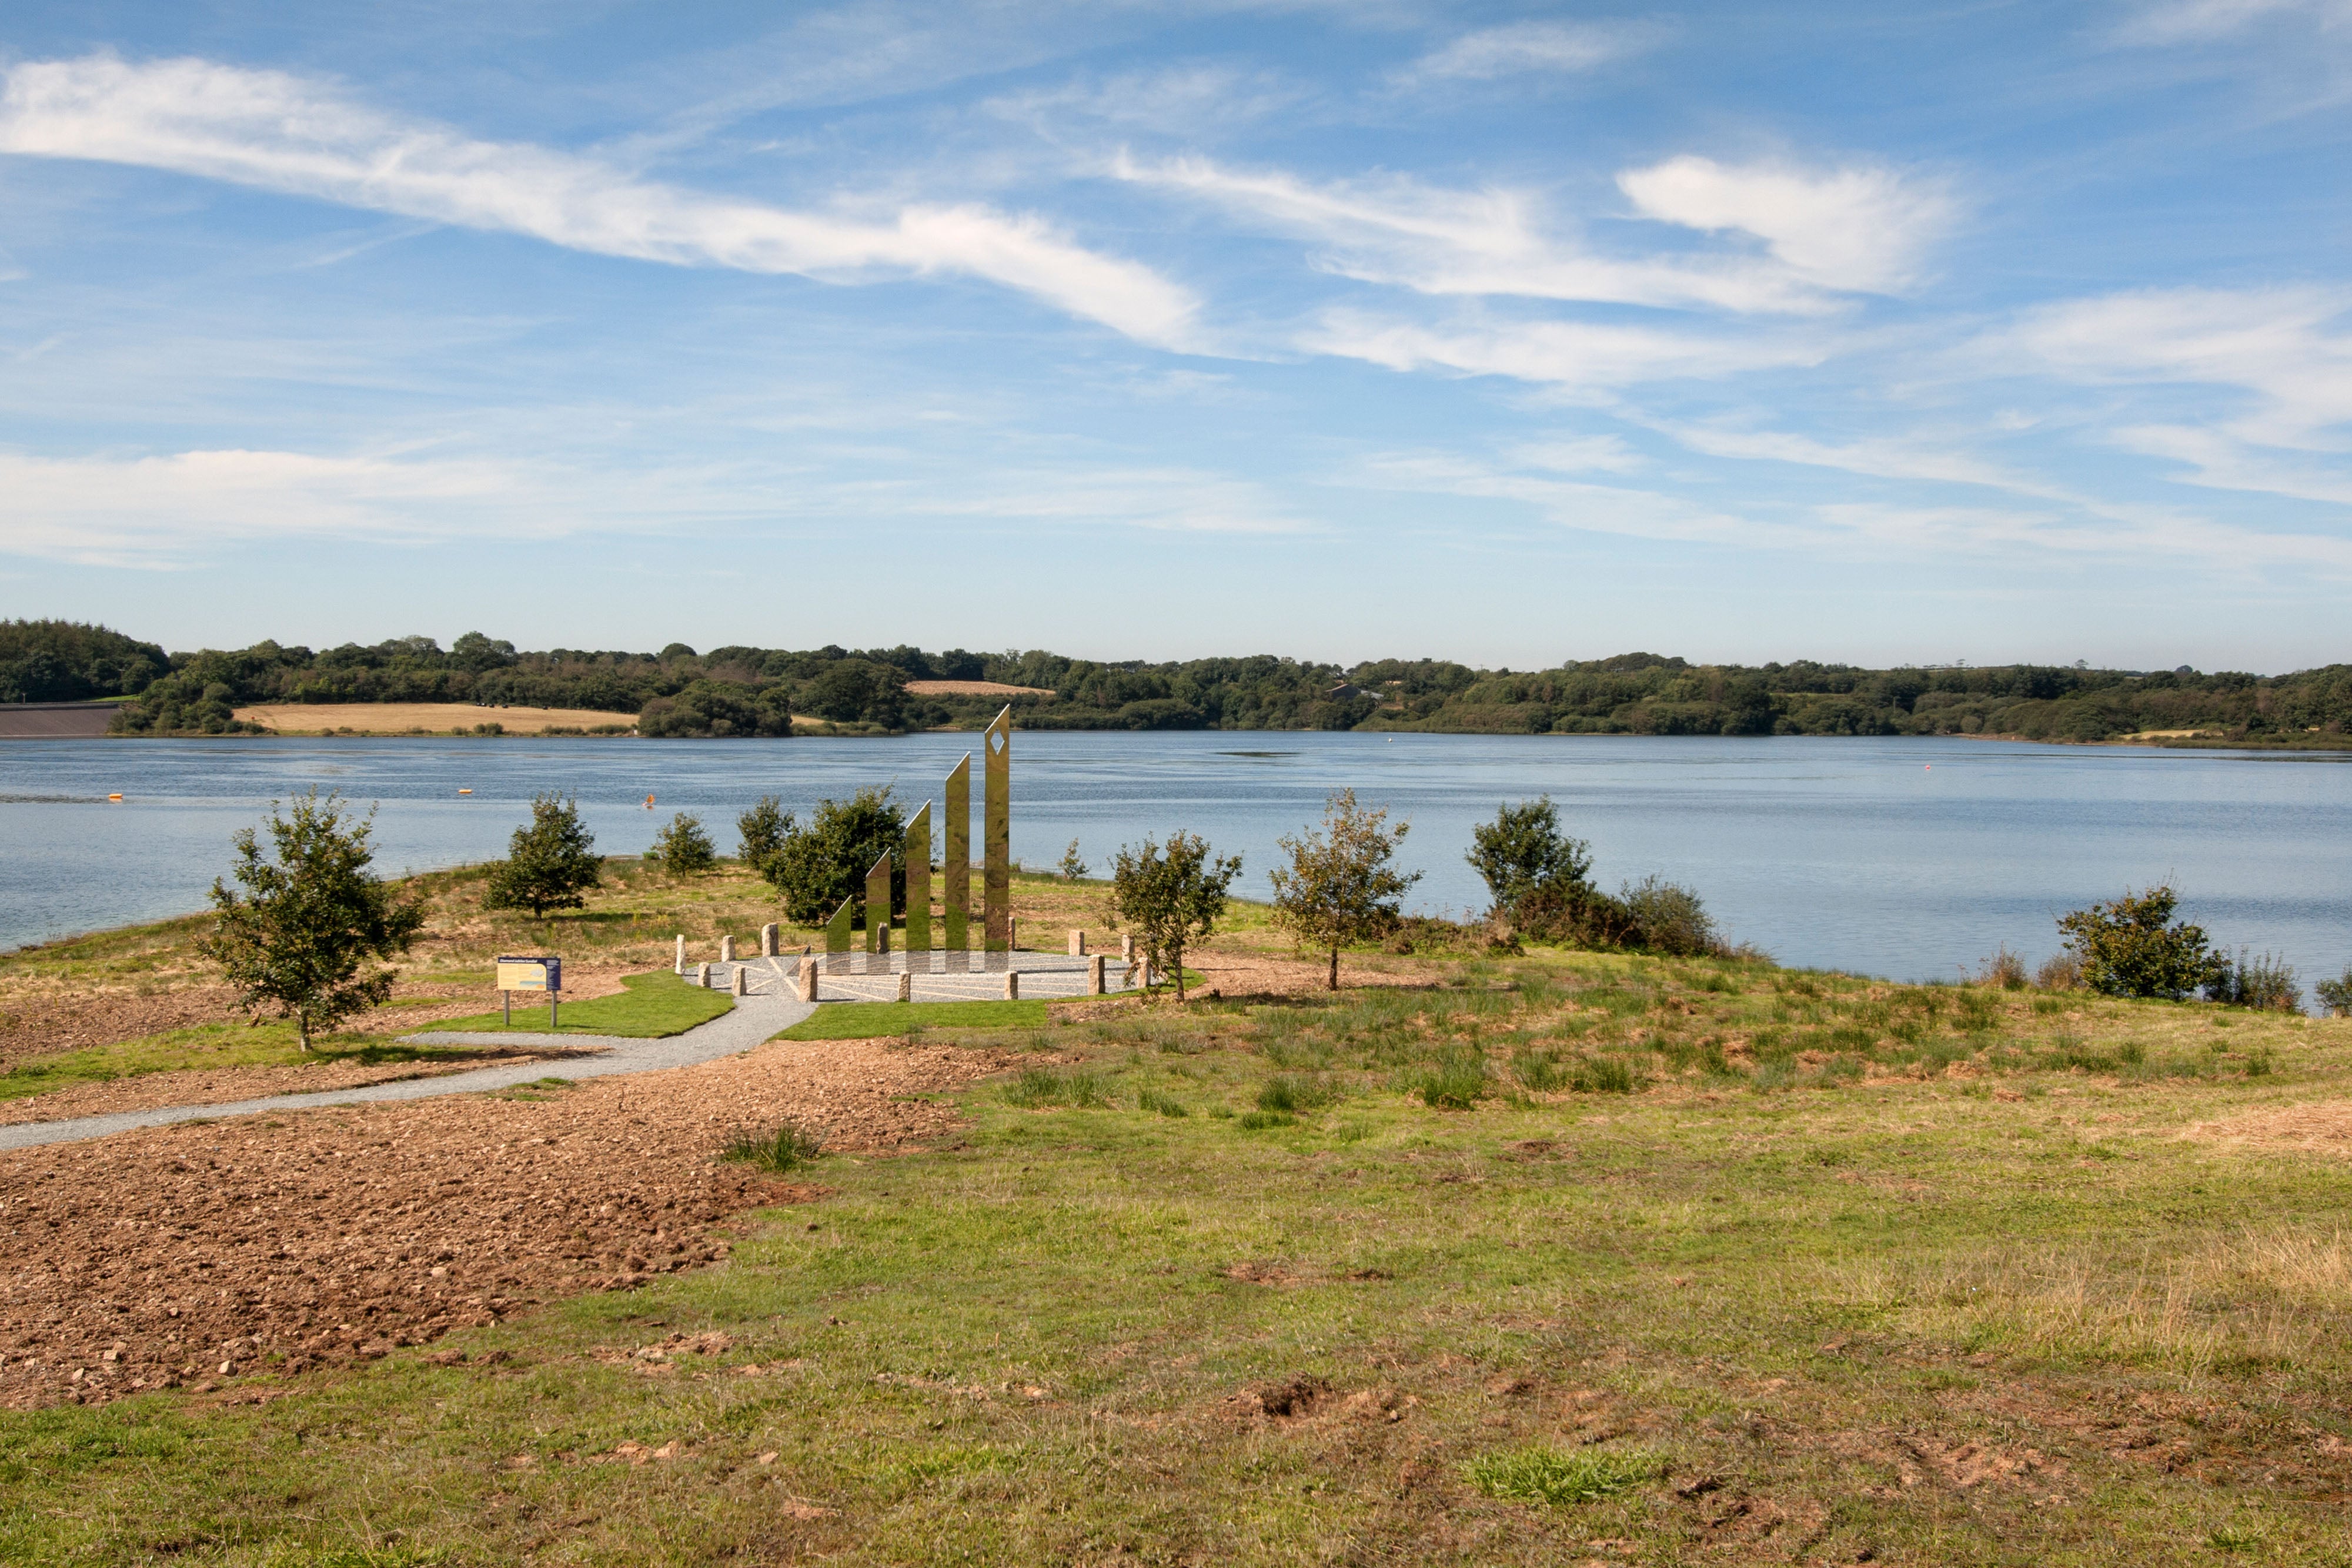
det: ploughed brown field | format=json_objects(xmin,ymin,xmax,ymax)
[{"xmin": 234, "ymin": 702, "xmax": 636, "ymax": 734}]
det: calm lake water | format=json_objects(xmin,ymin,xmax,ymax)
[{"xmin": 3, "ymin": 733, "xmax": 2347, "ymax": 989}]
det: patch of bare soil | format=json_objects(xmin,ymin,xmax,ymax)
[
  {"xmin": 0, "ymin": 1047, "xmax": 591, "ymax": 1125},
  {"xmin": 2180, "ymin": 1100, "xmax": 2352, "ymax": 1158},
  {"xmin": 1186, "ymin": 950, "xmax": 1440, "ymax": 1000},
  {"xmin": 0, "ymin": 1036, "xmax": 1015, "ymax": 1410}
]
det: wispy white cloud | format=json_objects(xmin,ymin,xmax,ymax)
[
  {"xmin": 1398, "ymin": 20, "xmax": 1659, "ymax": 83},
  {"xmin": 1121, "ymin": 153, "xmax": 1950, "ymax": 312},
  {"xmin": 0, "ymin": 53, "xmax": 1201, "ymax": 347},
  {"xmin": 1302, "ymin": 309, "xmax": 1831, "ymax": 392},
  {"xmin": 0, "ymin": 447, "xmax": 613, "ymax": 564},
  {"xmin": 2119, "ymin": 0, "xmax": 2352, "ymax": 44},
  {"xmin": 2113, "ymin": 423, "xmax": 2352, "ymax": 504},
  {"xmin": 2005, "ymin": 285, "xmax": 2352, "ymax": 443},
  {"xmin": 1616, "ymin": 156, "xmax": 1956, "ymax": 295},
  {"xmin": 0, "ymin": 442, "xmax": 1315, "ymax": 567}
]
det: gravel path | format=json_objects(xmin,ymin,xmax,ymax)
[{"xmin": 0, "ymin": 959, "xmax": 816, "ymax": 1152}]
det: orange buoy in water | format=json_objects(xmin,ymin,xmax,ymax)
[{"xmin": 645, "ymin": 794, "xmax": 656, "ymax": 808}]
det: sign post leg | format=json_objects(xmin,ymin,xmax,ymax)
[{"xmin": 503, "ymin": 990, "xmax": 510, "ymax": 1025}]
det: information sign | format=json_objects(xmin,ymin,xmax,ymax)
[{"xmin": 495, "ymin": 955, "xmax": 562, "ymax": 992}]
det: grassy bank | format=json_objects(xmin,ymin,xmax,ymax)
[
  {"xmin": 425, "ymin": 969, "xmax": 735, "ymax": 1038},
  {"xmin": 5, "ymin": 939, "xmax": 2350, "ymax": 1563}
]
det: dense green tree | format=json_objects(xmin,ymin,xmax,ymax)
[
  {"xmin": 761, "ymin": 787, "xmax": 906, "ymax": 923},
  {"xmin": 1110, "ymin": 833, "xmax": 1241, "ymax": 1001},
  {"xmin": 737, "ymin": 796, "xmax": 791, "ymax": 870},
  {"xmin": 1270, "ymin": 790, "xmax": 1422, "ymax": 990},
  {"xmin": 1467, "ymin": 797, "xmax": 1593, "ymax": 915},
  {"xmin": 197, "ymin": 791, "xmax": 425, "ymax": 1050},
  {"xmin": 646, "ymin": 812, "xmax": 716, "ymax": 874},
  {"xmin": 484, "ymin": 794, "xmax": 603, "ymax": 918},
  {"xmin": 2055, "ymin": 885, "xmax": 2226, "ymax": 1001}
]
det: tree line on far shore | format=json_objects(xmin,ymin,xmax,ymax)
[{"xmin": 4, "ymin": 617, "xmax": 2341, "ymax": 747}]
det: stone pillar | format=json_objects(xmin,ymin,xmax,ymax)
[
  {"xmin": 674, "ymin": 934, "xmax": 686, "ymax": 974},
  {"xmin": 1004, "ymin": 970, "xmax": 1020, "ymax": 1001},
  {"xmin": 1088, "ymin": 954, "xmax": 1106, "ymax": 995},
  {"xmin": 731, "ymin": 965, "xmax": 749, "ymax": 997},
  {"xmin": 720, "ymin": 934, "xmax": 736, "ymax": 963},
  {"xmin": 761, "ymin": 923, "xmax": 778, "ymax": 957},
  {"xmin": 1121, "ymin": 934, "xmax": 1134, "ymax": 959},
  {"xmin": 694, "ymin": 962, "xmax": 711, "ymax": 989},
  {"xmin": 1068, "ymin": 930, "xmax": 1085, "ymax": 956},
  {"xmin": 944, "ymin": 753, "xmax": 970, "ymax": 971},
  {"xmin": 797, "ymin": 959, "xmax": 818, "ymax": 1003},
  {"xmin": 896, "ymin": 971, "xmax": 912, "ymax": 1003}
]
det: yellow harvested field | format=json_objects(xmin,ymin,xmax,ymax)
[
  {"xmin": 236, "ymin": 703, "xmax": 636, "ymax": 734},
  {"xmin": 904, "ymin": 680, "xmax": 1054, "ymax": 697}
]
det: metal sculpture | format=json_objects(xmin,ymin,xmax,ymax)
[
  {"xmin": 984, "ymin": 704, "xmax": 1011, "ymax": 968},
  {"xmin": 944, "ymin": 753, "xmax": 971, "ymax": 971},
  {"xmin": 904, "ymin": 801, "xmax": 932, "ymax": 971},
  {"xmin": 863, "ymin": 850, "xmax": 893, "ymax": 972},
  {"xmin": 823, "ymin": 895, "xmax": 853, "ymax": 974}
]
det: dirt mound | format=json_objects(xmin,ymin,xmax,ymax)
[
  {"xmin": 2180, "ymin": 1101, "xmax": 2352, "ymax": 1157},
  {"xmin": 0, "ymin": 1036, "xmax": 1014, "ymax": 1410}
]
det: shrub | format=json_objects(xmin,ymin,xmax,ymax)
[
  {"xmin": 1059, "ymin": 839, "xmax": 1090, "ymax": 881},
  {"xmin": 2055, "ymin": 885, "xmax": 2226, "ymax": 1001},
  {"xmin": 646, "ymin": 812, "xmax": 717, "ymax": 874},
  {"xmin": 482, "ymin": 793, "xmax": 602, "ymax": 918},
  {"xmin": 761, "ymin": 786, "xmax": 904, "ymax": 924},
  {"xmin": 2317, "ymin": 966, "xmax": 2352, "ymax": 1018},
  {"xmin": 1461, "ymin": 1445, "xmax": 1664, "ymax": 1506},
  {"xmin": 720, "ymin": 1119, "xmax": 824, "ymax": 1173},
  {"xmin": 2035, "ymin": 952, "xmax": 2083, "ymax": 990},
  {"xmin": 2207, "ymin": 948, "xmax": 2302, "ymax": 1012},
  {"xmin": 1976, "ymin": 945, "xmax": 2029, "ymax": 989},
  {"xmin": 1619, "ymin": 875, "xmax": 1722, "ymax": 957}
]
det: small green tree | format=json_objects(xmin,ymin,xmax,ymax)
[
  {"xmin": 198, "ymin": 790, "xmax": 425, "ymax": 1051},
  {"xmin": 761, "ymin": 786, "xmax": 906, "ymax": 923},
  {"xmin": 1269, "ymin": 789, "xmax": 1422, "ymax": 991},
  {"xmin": 1059, "ymin": 838, "xmax": 1090, "ymax": 882},
  {"xmin": 1467, "ymin": 796, "xmax": 1592, "ymax": 914},
  {"xmin": 483, "ymin": 793, "xmax": 603, "ymax": 918},
  {"xmin": 1110, "ymin": 832, "xmax": 1241, "ymax": 1002},
  {"xmin": 737, "ymin": 795, "xmax": 791, "ymax": 870},
  {"xmin": 647, "ymin": 811, "xmax": 716, "ymax": 874},
  {"xmin": 2055, "ymin": 884, "xmax": 2225, "ymax": 1001}
]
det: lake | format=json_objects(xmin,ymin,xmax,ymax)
[{"xmin": 2, "ymin": 733, "xmax": 2347, "ymax": 991}]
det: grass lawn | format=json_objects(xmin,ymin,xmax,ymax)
[
  {"xmin": 7, "ymin": 951, "xmax": 2350, "ymax": 1563},
  {"xmin": 0, "ymin": 1012, "xmax": 491, "ymax": 1103},
  {"xmin": 425, "ymin": 969, "xmax": 735, "ymax": 1038},
  {"xmin": 774, "ymin": 999, "xmax": 1051, "ymax": 1040}
]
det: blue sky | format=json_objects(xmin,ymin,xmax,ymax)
[{"xmin": 2, "ymin": 1, "xmax": 2350, "ymax": 671}]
